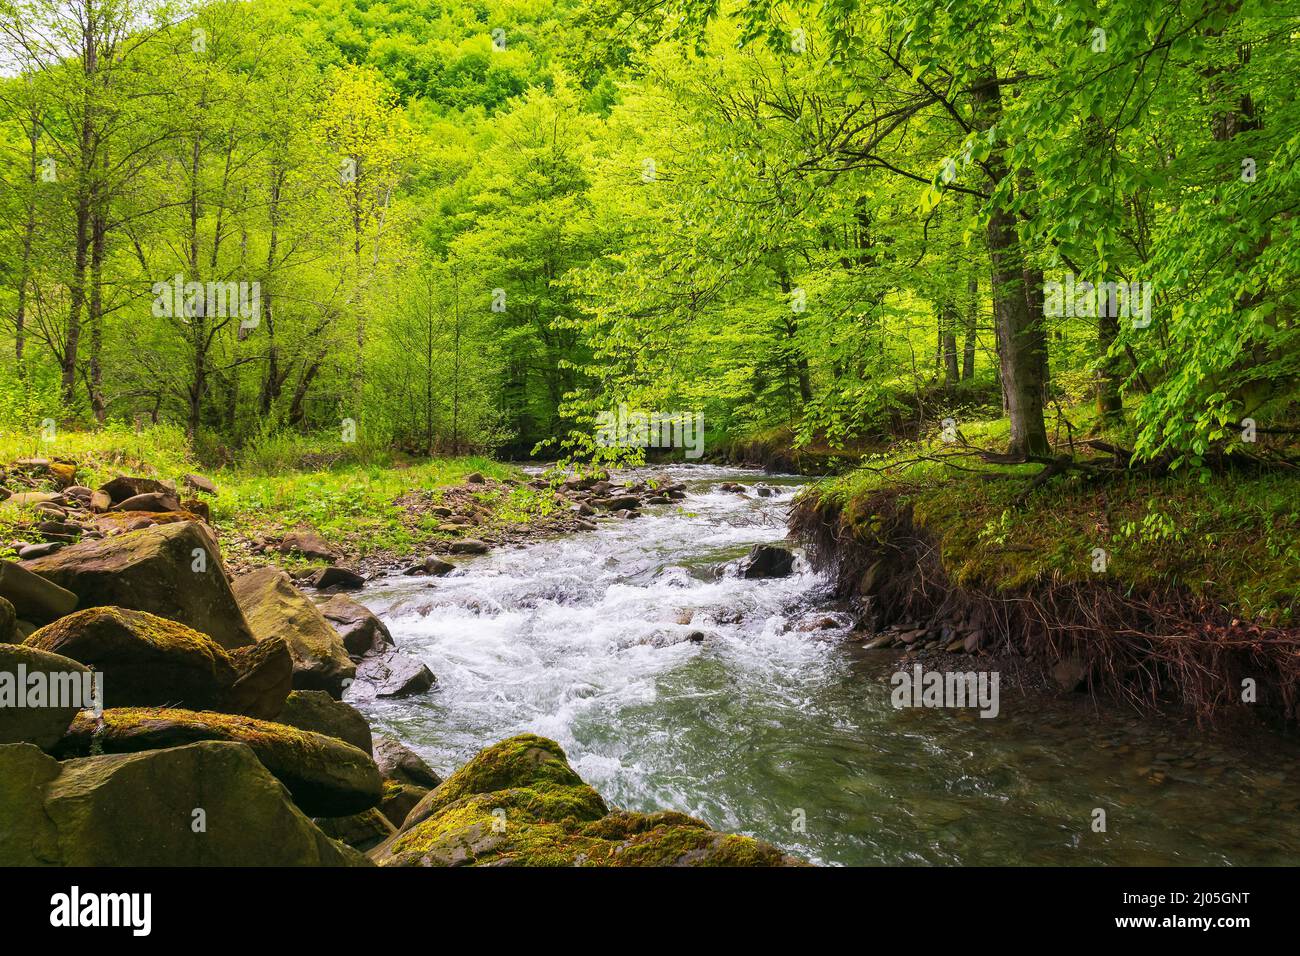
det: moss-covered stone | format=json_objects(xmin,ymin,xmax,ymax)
[
  {"xmin": 0, "ymin": 740, "xmax": 369, "ymax": 866},
  {"xmin": 315, "ymin": 806, "xmax": 396, "ymax": 852},
  {"xmin": 233, "ymin": 567, "xmax": 355, "ymax": 696},
  {"xmin": 372, "ymin": 734, "xmax": 805, "ymax": 867},
  {"xmin": 57, "ymin": 706, "xmax": 382, "ymax": 817},
  {"xmin": 277, "ymin": 689, "xmax": 373, "ymax": 754},
  {"xmin": 26, "ymin": 607, "xmax": 237, "ymax": 711},
  {"xmin": 21, "ymin": 521, "xmax": 254, "ymax": 649}
]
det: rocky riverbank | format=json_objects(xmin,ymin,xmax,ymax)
[{"xmin": 0, "ymin": 459, "xmax": 804, "ymax": 867}]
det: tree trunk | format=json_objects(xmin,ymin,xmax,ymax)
[{"xmin": 971, "ymin": 72, "xmax": 1050, "ymax": 459}]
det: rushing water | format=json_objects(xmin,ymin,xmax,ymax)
[{"xmin": 353, "ymin": 465, "xmax": 1300, "ymax": 866}]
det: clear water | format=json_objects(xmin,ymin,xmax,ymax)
[{"xmin": 353, "ymin": 465, "xmax": 1300, "ymax": 866}]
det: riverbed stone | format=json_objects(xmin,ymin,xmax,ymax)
[
  {"xmin": 0, "ymin": 740, "xmax": 369, "ymax": 866},
  {"xmin": 20, "ymin": 521, "xmax": 254, "ymax": 649},
  {"xmin": 233, "ymin": 567, "xmax": 355, "ymax": 696},
  {"xmin": 223, "ymin": 635, "xmax": 294, "ymax": 719},
  {"xmin": 0, "ymin": 558, "xmax": 78, "ymax": 625},
  {"xmin": 0, "ymin": 596, "xmax": 15, "ymax": 643},
  {"xmin": 318, "ymin": 593, "xmax": 395, "ymax": 658},
  {"xmin": 280, "ymin": 531, "xmax": 337, "ymax": 562},
  {"xmin": 737, "ymin": 543, "xmax": 796, "ymax": 579},
  {"xmin": 374, "ymin": 733, "xmax": 441, "ymax": 789},
  {"xmin": 56, "ymin": 707, "xmax": 383, "ymax": 817},
  {"xmin": 349, "ymin": 649, "xmax": 434, "ymax": 700}
]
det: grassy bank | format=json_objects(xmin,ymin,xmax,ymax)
[
  {"xmin": 0, "ymin": 424, "xmax": 558, "ymax": 563},
  {"xmin": 791, "ymin": 406, "xmax": 1300, "ymax": 722}
]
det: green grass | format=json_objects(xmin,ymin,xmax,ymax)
[
  {"xmin": 0, "ymin": 423, "xmax": 531, "ymax": 559},
  {"xmin": 809, "ymin": 405, "xmax": 1300, "ymax": 624}
]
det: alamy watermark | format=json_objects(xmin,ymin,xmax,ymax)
[
  {"xmin": 595, "ymin": 404, "xmax": 704, "ymax": 459},
  {"xmin": 891, "ymin": 664, "xmax": 1000, "ymax": 718},
  {"xmin": 1043, "ymin": 273, "xmax": 1153, "ymax": 328},
  {"xmin": 0, "ymin": 666, "xmax": 102, "ymax": 715},
  {"xmin": 151, "ymin": 274, "xmax": 261, "ymax": 331}
]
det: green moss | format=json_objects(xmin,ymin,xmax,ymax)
[{"xmin": 378, "ymin": 734, "xmax": 804, "ymax": 867}]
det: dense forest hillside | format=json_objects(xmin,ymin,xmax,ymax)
[{"xmin": 3, "ymin": 0, "xmax": 1296, "ymax": 469}]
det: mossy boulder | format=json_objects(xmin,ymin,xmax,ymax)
[
  {"xmin": 26, "ymin": 607, "xmax": 237, "ymax": 711},
  {"xmin": 21, "ymin": 522, "xmax": 254, "ymax": 649},
  {"xmin": 277, "ymin": 690, "xmax": 373, "ymax": 754},
  {"xmin": 233, "ymin": 568, "xmax": 355, "ymax": 697},
  {"xmin": 0, "ymin": 741, "xmax": 369, "ymax": 866},
  {"xmin": 372, "ymin": 734, "xmax": 805, "ymax": 867},
  {"xmin": 380, "ymin": 778, "xmax": 429, "ymax": 828},
  {"xmin": 56, "ymin": 707, "xmax": 382, "ymax": 817},
  {"xmin": 0, "ymin": 644, "xmax": 92, "ymax": 750}
]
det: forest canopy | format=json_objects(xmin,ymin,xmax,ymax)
[{"xmin": 0, "ymin": 0, "xmax": 1296, "ymax": 469}]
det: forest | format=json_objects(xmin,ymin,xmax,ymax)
[{"xmin": 1, "ymin": 0, "xmax": 1294, "ymax": 471}]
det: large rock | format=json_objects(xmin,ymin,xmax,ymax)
[
  {"xmin": 278, "ymin": 690, "xmax": 373, "ymax": 754},
  {"xmin": 0, "ymin": 741, "xmax": 368, "ymax": 866},
  {"xmin": 233, "ymin": 568, "xmax": 355, "ymax": 697},
  {"xmin": 0, "ymin": 644, "xmax": 92, "ymax": 750},
  {"xmin": 737, "ymin": 544, "xmax": 796, "ymax": 579},
  {"xmin": 224, "ymin": 636, "xmax": 294, "ymax": 719},
  {"xmin": 319, "ymin": 594, "xmax": 395, "ymax": 658},
  {"xmin": 0, "ymin": 559, "xmax": 77, "ymax": 626},
  {"xmin": 21, "ymin": 522, "xmax": 254, "ymax": 649},
  {"xmin": 25, "ymin": 607, "xmax": 237, "ymax": 711},
  {"xmin": 349, "ymin": 649, "xmax": 434, "ymax": 700},
  {"xmin": 56, "ymin": 707, "xmax": 382, "ymax": 817},
  {"xmin": 372, "ymin": 734, "xmax": 805, "ymax": 867}
]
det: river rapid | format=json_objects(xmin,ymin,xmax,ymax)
[{"xmin": 354, "ymin": 465, "xmax": 1300, "ymax": 866}]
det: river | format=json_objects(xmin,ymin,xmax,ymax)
[{"xmin": 354, "ymin": 464, "xmax": 1300, "ymax": 866}]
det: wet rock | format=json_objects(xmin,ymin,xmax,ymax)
[
  {"xmin": 373, "ymin": 734, "xmax": 441, "ymax": 790},
  {"xmin": 448, "ymin": 539, "xmax": 489, "ymax": 555},
  {"xmin": 372, "ymin": 734, "xmax": 804, "ymax": 867},
  {"xmin": 737, "ymin": 544, "xmax": 795, "ymax": 579},
  {"xmin": 233, "ymin": 567, "xmax": 354, "ymax": 697},
  {"xmin": 349, "ymin": 650, "xmax": 435, "ymax": 700},
  {"xmin": 18, "ymin": 542, "xmax": 62, "ymax": 560},
  {"xmin": 278, "ymin": 690, "xmax": 373, "ymax": 755},
  {"xmin": 603, "ymin": 495, "xmax": 641, "ymax": 511},
  {"xmin": 22, "ymin": 521, "xmax": 254, "ymax": 649},
  {"xmin": 280, "ymin": 531, "xmax": 338, "ymax": 562},
  {"xmin": 25, "ymin": 607, "xmax": 238, "ymax": 711},
  {"xmin": 381, "ymin": 780, "xmax": 430, "ymax": 828},
  {"xmin": 0, "ymin": 740, "xmax": 368, "ymax": 866},
  {"xmin": 309, "ymin": 566, "xmax": 365, "ymax": 591},
  {"xmin": 0, "ymin": 645, "xmax": 91, "ymax": 749},
  {"xmin": 404, "ymin": 555, "xmax": 455, "ymax": 577},
  {"xmin": 319, "ymin": 593, "xmax": 395, "ymax": 658},
  {"xmin": 56, "ymin": 707, "xmax": 383, "ymax": 817}
]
